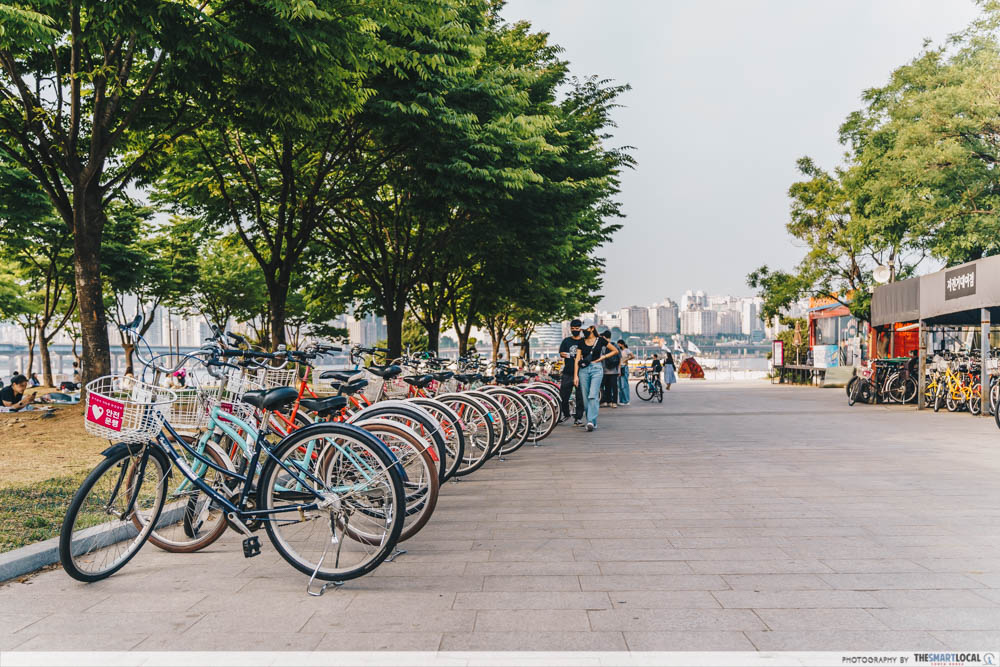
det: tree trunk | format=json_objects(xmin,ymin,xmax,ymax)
[
  {"xmin": 122, "ymin": 343, "xmax": 135, "ymax": 373},
  {"xmin": 268, "ymin": 276, "xmax": 291, "ymax": 351},
  {"xmin": 456, "ymin": 328, "xmax": 470, "ymax": 356},
  {"xmin": 519, "ymin": 336, "xmax": 530, "ymax": 362},
  {"xmin": 73, "ymin": 189, "xmax": 111, "ymax": 386},
  {"xmin": 385, "ymin": 305, "xmax": 405, "ymax": 362},
  {"xmin": 22, "ymin": 325, "xmax": 36, "ymax": 376},
  {"xmin": 40, "ymin": 336, "xmax": 54, "ymax": 387},
  {"xmin": 426, "ymin": 320, "xmax": 441, "ymax": 356},
  {"xmin": 504, "ymin": 338, "xmax": 511, "ymax": 361}
]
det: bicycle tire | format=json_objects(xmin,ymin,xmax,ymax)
[
  {"xmin": 464, "ymin": 390, "xmax": 508, "ymax": 456},
  {"xmin": 259, "ymin": 423, "xmax": 405, "ymax": 582},
  {"xmin": 60, "ymin": 445, "xmax": 168, "ymax": 582},
  {"xmin": 349, "ymin": 402, "xmax": 447, "ymax": 483},
  {"xmin": 656, "ymin": 386, "xmax": 664, "ymax": 403},
  {"xmin": 138, "ymin": 438, "xmax": 234, "ymax": 553},
  {"xmin": 483, "ymin": 387, "xmax": 533, "ymax": 455},
  {"xmin": 351, "ymin": 419, "xmax": 439, "ymax": 542},
  {"xmin": 436, "ymin": 393, "xmax": 495, "ymax": 476},
  {"xmin": 518, "ymin": 388, "xmax": 559, "ymax": 442},
  {"xmin": 635, "ymin": 380, "xmax": 653, "ymax": 401},
  {"xmin": 848, "ymin": 377, "xmax": 860, "ymax": 406},
  {"xmin": 407, "ymin": 397, "xmax": 465, "ymax": 482},
  {"xmin": 934, "ymin": 386, "xmax": 944, "ymax": 412}
]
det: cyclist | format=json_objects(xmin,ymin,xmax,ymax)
[{"xmin": 651, "ymin": 354, "xmax": 663, "ymax": 391}]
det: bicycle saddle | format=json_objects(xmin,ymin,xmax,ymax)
[
  {"xmin": 298, "ymin": 396, "xmax": 348, "ymax": 417},
  {"xmin": 332, "ymin": 378, "xmax": 368, "ymax": 396},
  {"xmin": 523, "ymin": 371, "xmax": 538, "ymax": 378},
  {"xmin": 454, "ymin": 373, "xmax": 476, "ymax": 383},
  {"xmin": 403, "ymin": 374, "xmax": 434, "ymax": 388},
  {"xmin": 366, "ymin": 365, "xmax": 402, "ymax": 379},
  {"xmin": 242, "ymin": 386, "xmax": 298, "ymax": 412},
  {"xmin": 432, "ymin": 371, "xmax": 454, "ymax": 382},
  {"xmin": 319, "ymin": 370, "xmax": 359, "ymax": 382}
]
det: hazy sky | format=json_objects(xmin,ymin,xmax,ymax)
[{"xmin": 501, "ymin": 0, "xmax": 982, "ymax": 311}]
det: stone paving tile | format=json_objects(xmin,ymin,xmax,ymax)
[
  {"xmin": 83, "ymin": 591, "xmax": 208, "ymax": 613},
  {"xmin": 818, "ymin": 573, "xmax": 986, "ymax": 590},
  {"xmin": 588, "ymin": 608, "xmax": 767, "ymax": 632},
  {"xmin": 482, "ymin": 575, "xmax": 581, "ymax": 592},
  {"xmin": 579, "ymin": 574, "xmax": 727, "ymax": 591},
  {"xmin": 688, "ymin": 560, "xmax": 833, "ymax": 574},
  {"xmin": 454, "ymin": 592, "xmax": 611, "ymax": 610},
  {"xmin": 913, "ymin": 558, "xmax": 1000, "ymax": 573},
  {"xmin": 867, "ymin": 589, "xmax": 1000, "ymax": 608},
  {"xmin": 137, "ymin": 632, "xmax": 325, "ymax": 651},
  {"xmin": 474, "ymin": 609, "xmax": 590, "ymax": 632},
  {"xmin": 720, "ymin": 574, "xmax": 833, "ymax": 590},
  {"xmin": 746, "ymin": 630, "xmax": 948, "ymax": 650},
  {"xmin": 714, "ymin": 590, "xmax": 882, "ymax": 608},
  {"xmin": 315, "ymin": 633, "xmax": 443, "ymax": 651},
  {"xmin": 463, "ymin": 561, "xmax": 600, "ymax": 576},
  {"xmin": 0, "ymin": 589, "xmax": 110, "ymax": 614},
  {"xmin": 928, "ymin": 631, "xmax": 1000, "ymax": 646},
  {"xmin": 440, "ymin": 632, "xmax": 627, "ymax": 650},
  {"xmin": 302, "ymin": 608, "xmax": 476, "ymax": 634},
  {"xmin": 820, "ymin": 559, "xmax": 931, "ymax": 573},
  {"xmin": 753, "ymin": 609, "xmax": 886, "ymax": 631},
  {"xmin": 608, "ymin": 591, "xmax": 721, "ymax": 609},
  {"xmin": 345, "ymin": 591, "xmax": 455, "ymax": 612},
  {"xmin": 868, "ymin": 607, "xmax": 1000, "ymax": 631},
  {"xmin": 596, "ymin": 560, "xmax": 693, "ymax": 575},
  {"xmin": 624, "ymin": 631, "xmax": 756, "ymax": 650},
  {"xmin": 12, "ymin": 633, "xmax": 150, "ymax": 651}
]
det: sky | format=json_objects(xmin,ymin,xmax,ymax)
[{"xmin": 500, "ymin": 0, "xmax": 983, "ymax": 311}]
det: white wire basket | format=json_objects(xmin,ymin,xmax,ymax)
[
  {"xmin": 213, "ymin": 368, "xmax": 265, "ymax": 421},
  {"xmin": 256, "ymin": 366, "xmax": 297, "ymax": 389},
  {"xmin": 84, "ymin": 376, "xmax": 177, "ymax": 443},
  {"xmin": 362, "ymin": 369, "xmax": 385, "ymax": 403},
  {"xmin": 168, "ymin": 387, "xmax": 217, "ymax": 434}
]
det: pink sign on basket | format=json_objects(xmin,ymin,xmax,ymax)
[{"xmin": 87, "ymin": 393, "xmax": 125, "ymax": 431}]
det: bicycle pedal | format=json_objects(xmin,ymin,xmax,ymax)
[{"xmin": 242, "ymin": 536, "xmax": 261, "ymax": 558}]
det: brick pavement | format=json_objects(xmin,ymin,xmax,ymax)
[{"xmin": 2, "ymin": 381, "xmax": 1000, "ymax": 651}]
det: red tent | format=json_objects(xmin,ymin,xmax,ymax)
[{"xmin": 678, "ymin": 356, "xmax": 705, "ymax": 379}]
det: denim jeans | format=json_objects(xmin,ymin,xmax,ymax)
[
  {"xmin": 618, "ymin": 366, "xmax": 630, "ymax": 404},
  {"xmin": 577, "ymin": 363, "xmax": 604, "ymax": 426}
]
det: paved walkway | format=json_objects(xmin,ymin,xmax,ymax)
[{"xmin": 3, "ymin": 382, "xmax": 1000, "ymax": 651}]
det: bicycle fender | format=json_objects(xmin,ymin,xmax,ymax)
[{"xmin": 101, "ymin": 442, "xmax": 147, "ymax": 458}]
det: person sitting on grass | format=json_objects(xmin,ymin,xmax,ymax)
[
  {"xmin": 1, "ymin": 374, "xmax": 37, "ymax": 410},
  {"xmin": 28, "ymin": 372, "xmax": 40, "ymax": 387}
]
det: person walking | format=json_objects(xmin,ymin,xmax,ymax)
[
  {"xmin": 558, "ymin": 319, "xmax": 585, "ymax": 425},
  {"xmin": 573, "ymin": 325, "xmax": 619, "ymax": 431},
  {"xmin": 617, "ymin": 340, "xmax": 632, "ymax": 405},
  {"xmin": 663, "ymin": 351, "xmax": 678, "ymax": 390},
  {"xmin": 599, "ymin": 331, "xmax": 620, "ymax": 408}
]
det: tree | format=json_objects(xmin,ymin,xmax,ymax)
[
  {"xmin": 0, "ymin": 0, "xmax": 366, "ymax": 381},
  {"xmin": 0, "ymin": 162, "xmax": 76, "ymax": 384}
]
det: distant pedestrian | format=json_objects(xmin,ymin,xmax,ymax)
[
  {"xmin": 28, "ymin": 373, "xmax": 40, "ymax": 387},
  {"xmin": 617, "ymin": 340, "xmax": 633, "ymax": 405},
  {"xmin": 558, "ymin": 319, "xmax": 585, "ymax": 425},
  {"xmin": 600, "ymin": 331, "xmax": 620, "ymax": 408},
  {"xmin": 573, "ymin": 325, "xmax": 619, "ymax": 432},
  {"xmin": 663, "ymin": 351, "xmax": 677, "ymax": 390}
]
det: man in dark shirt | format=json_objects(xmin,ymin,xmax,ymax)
[
  {"xmin": 1, "ymin": 374, "xmax": 35, "ymax": 410},
  {"xmin": 558, "ymin": 319, "xmax": 585, "ymax": 424},
  {"xmin": 651, "ymin": 354, "xmax": 663, "ymax": 389}
]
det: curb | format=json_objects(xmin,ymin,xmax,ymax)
[{"xmin": 0, "ymin": 506, "xmax": 186, "ymax": 582}]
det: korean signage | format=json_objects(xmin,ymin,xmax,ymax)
[
  {"xmin": 772, "ymin": 340, "xmax": 784, "ymax": 367},
  {"xmin": 945, "ymin": 264, "xmax": 976, "ymax": 300},
  {"xmin": 87, "ymin": 394, "xmax": 125, "ymax": 431}
]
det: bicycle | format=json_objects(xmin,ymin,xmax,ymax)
[
  {"xmin": 635, "ymin": 369, "xmax": 663, "ymax": 403},
  {"xmin": 59, "ymin": 319, "xmax": 406, "ymax": 593}
]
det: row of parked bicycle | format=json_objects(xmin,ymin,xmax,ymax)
[
  {"xmin": 59, "ymin": 319, "xmax": 569, "ymax": 594},
  {"xmin": 846, "ymin": 350, "xmax": 1000, "ymax": 427}
]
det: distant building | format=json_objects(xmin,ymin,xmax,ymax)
[
  {"xmin": 681, "ymin": 289, "xmax": 708, "ymax": 311},
  {"xmin": 619, "ymin": 306, "xmax": 649, "ymax": 334},
  {"xmin": 741, "ymin": 298, "xmax": 763, "ymax": 336},
  {"xmin": 348, "ymin": 313, "xmax": 387, "ymax": 347},
  {"xmin": 533, "ymin": 322, "xmax": 564, "ymax": 347},
  {"xmin": 648, "ymin": 300, "xmax": 678, "ymax": 334},
  {"xmin": 716, "ymin": 309, "xmax": 742, "ymax": 335},
  {"xmin": 680, "ymin": 309, "xmax": 717, "ymax": 336}
]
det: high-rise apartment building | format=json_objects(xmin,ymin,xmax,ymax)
[
  {"xmin": 741, "ymin": 298, "xmax": 764, "ymax": 336},
  {"xmin": 680, "ymin": 309, "xmax": 717, "ymax": 336},
  {"xmin": 716, "ymin": 309, "xmax": 742, "ymax": 335},
  {"xmin": 619, "ymin": 306, "xmax": 649, "ymax": 334},
  {"xmin": 648, "ymin": 300, "xmax": 678, "ymax": 334}
]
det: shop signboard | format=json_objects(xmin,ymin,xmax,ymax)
[
  {"xmin": 813, "ymin": 344, "xmax": 839, "ymax": 368},
  {"xmin": 772, "ymin": 340, "xmax": 784, "ymax": 367},
  {"xmin": 945, "ymin": 264, "xmax": 976, "ymax": 300}
]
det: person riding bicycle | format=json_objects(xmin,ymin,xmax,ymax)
[{"xmin": 650, "ymin": 354, "xmax": 663, "ymax": 388}]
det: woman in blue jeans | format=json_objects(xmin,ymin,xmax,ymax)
[
  {"xmin": 574, "ymin": 326, "xmax": 620, "ymax": 431},
  {"xmin": 616, "ymin": 340, "xmax": 632, "ymax": 405}
]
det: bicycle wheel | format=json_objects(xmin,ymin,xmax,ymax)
[
  {"xmin": 991, "ymin": 381, "xmax": 999, "ymax": 416},
  {"xmin": 259, "ymin": 423, "xmax": 405, "ymax": 582},
  {"xmin": 934, "ymin": 385, "xmax": 944, "ymax": 412},
  {"xmin": 518, "ymin": 388, "xmax": 559, "ymax": 442},
  {"xmin": 137, "ymin": 437, "xmax": 234, "ymax": 553},
  {"xmin": 350, "ymin": 419, "xmax": 438, "ymax": 542},
  {"xmin": 407, "ymin": 398, "xmax": 465, "ymax": 481},
  {"xmin": 884, "ymin": 372, "xmax": 903, "ymax": 404},
  {"xmin": 483, "ymin": 387, "xmax": 533, "ymax": 455},
  {"xmin": 848, "ymin": 377, "xmax": 861, "ymax": 406},
  {"xmin": 464, "ymin": 390, "xmax": 508, "ymax": 456},
  {"xmin": 635, "ymin": 380, "xmax": 653, "ymax": 401},
  {"xmin": 946, "ymin": 393, "xmax": 960, "ymax": 412},
  {"xmin": 349, "ymin": 402, "xmax": 447, "ymax": 483},
  {"xmin": 902, "ymin": 377, "xmax": 918, "ymax": 404},
  {"xmin": 60, "ymin": 444, "xmax": 168, "ymax": 582},
  {"xmin": 437, "ymin": 393, "xmax": 495, "ymax": 476},
  {"xmin": 846, "ymin": 376, "xmax": 858, "ymax": 398},
  {"xmin": 656, "ymin": 385, "xmax": 664, "ymax": 403}
]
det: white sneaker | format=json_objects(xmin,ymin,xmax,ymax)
[{"xmin": 585, "ymin": 423, "xmax": 594, "ymax": 432}]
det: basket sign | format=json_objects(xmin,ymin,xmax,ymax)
[{"xmin": 87, "ymin": 394, "xmax": 125, "ymax": 431}]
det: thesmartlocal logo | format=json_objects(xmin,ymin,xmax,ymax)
[{"xmin": 913, "ymin": 653, "xmax": 996, "ymax": 666}]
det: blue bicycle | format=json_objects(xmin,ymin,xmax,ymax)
[{"xmin": 59, "ymin": 319, "xmax": 406, "ymax": 590}]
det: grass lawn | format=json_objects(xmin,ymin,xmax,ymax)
[{"xmin": 1, "ymin": 399, "xmax": 107, "ymax": 553}]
